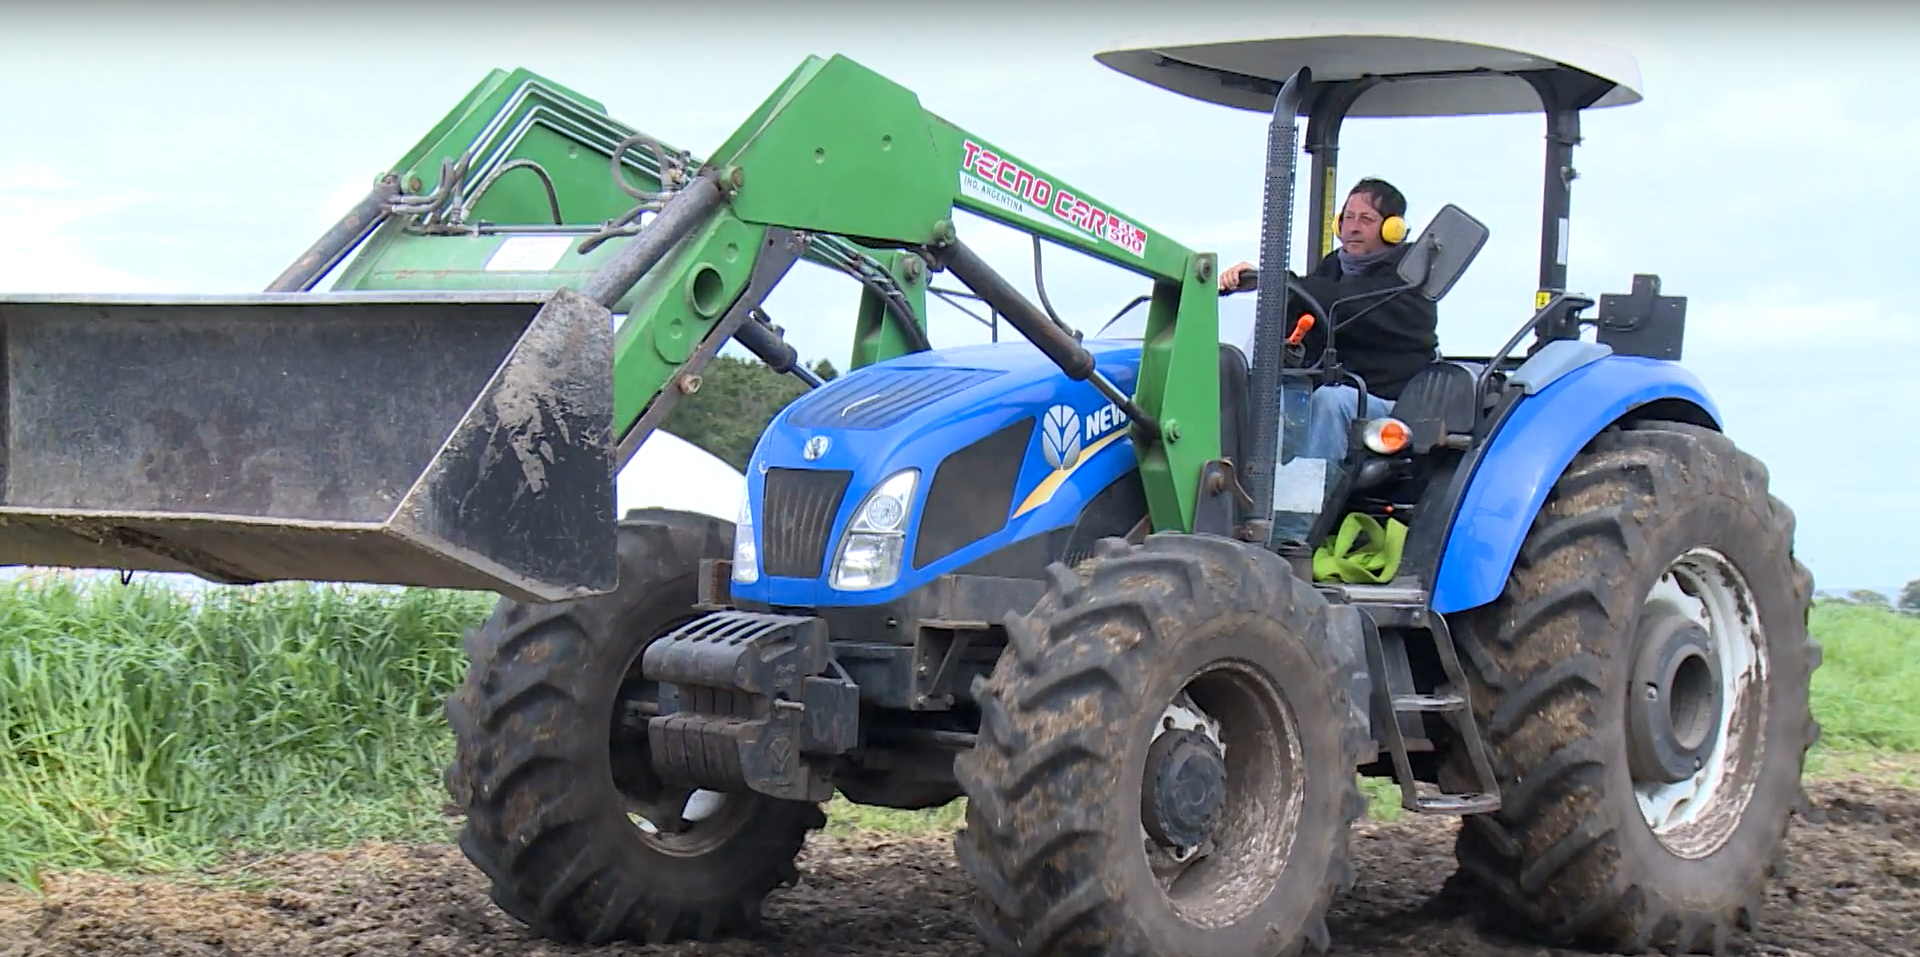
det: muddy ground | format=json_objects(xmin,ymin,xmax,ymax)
[{"xmin": 2, "ymin": 778, "xmax": 1915, "ymax": 957}]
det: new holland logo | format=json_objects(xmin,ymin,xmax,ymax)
[
  {"xmin": 1015, "ymin": 400, "xmax": 1132, "ymax": 519},
  {"xmin": 802, "ymin": 435, "xmax": 831, "ymax": 461},
  {"xmin": 1041, "ymin": 404, "xmax": 1082, "ymax": 471}
]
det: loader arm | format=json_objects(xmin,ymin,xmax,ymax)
[
  {"xmin": 617, "ymin": 53, "xmax": 1224, "ymax": 534},
  {"xmin": 290, "ymin": 67, "xmax": 935, "ymax": 374},
  {"xmin": 0, "ymin": 54, "xmax": 1227, "ymax": 602}
]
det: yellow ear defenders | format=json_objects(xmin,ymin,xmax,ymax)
[{"xmin": 1337, "ymin": 210, "xmax": 1409, "ymax": 245}]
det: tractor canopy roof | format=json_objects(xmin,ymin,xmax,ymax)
[{"xmin": 1093, "ymin": 21, "xmax": 1643, "ymax": 118}]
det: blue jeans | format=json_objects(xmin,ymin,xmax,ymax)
[{"xmin": 1300, "ymin": 384, "xmax": 1394, "ymax": 464}]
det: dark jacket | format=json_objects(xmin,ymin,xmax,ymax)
[{"xmin": 1291, "ymin": 244, "xmax": 1438, "ymax": 400}]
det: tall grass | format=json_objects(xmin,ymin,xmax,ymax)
[
  {"xmin": 1806, "ymin": 600, "xmax": 1920, "ymax": 754},
  {"xmin": 0, "ymin": 578, "xmax": 1915, "ymax": 888},
  {"xmin": 0, "ymin": 575, "xmax": 495, "ymax": 887}
]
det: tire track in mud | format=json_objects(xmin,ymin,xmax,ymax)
[{"xmin": 3, "ymin": 778, "xmax": 1916, "ymax": 957}]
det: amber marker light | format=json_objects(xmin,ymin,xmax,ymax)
[{"xmin": 1363, "ymin": 417, "xmax": 1411, "ymax": 455}]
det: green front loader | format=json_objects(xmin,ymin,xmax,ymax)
[
  {"xmin": 0, "ymin": 28, "xmax": 1818, "ymax": 957},
  {"xmin": 0, "ymin": 66, "xmax": 936, "ymax": 604}
]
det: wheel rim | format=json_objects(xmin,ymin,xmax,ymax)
[
  {"xmin": 1139, "ymin": 662, "xmax": 1306, "ymax": 929},
  {"xmin": 624, "ymin": 788, "xmax": 750, "ymax": 856},
  {"xmin": 1629, "ymin": 546, "xmax": 1769, "ymax": 859}
]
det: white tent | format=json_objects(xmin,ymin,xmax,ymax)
[{"xmin": 613, "ymin": 429, "xmax": 746, "ymax": 523}]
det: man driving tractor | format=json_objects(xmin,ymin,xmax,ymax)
[{"xmin": 1220, "ymin": 177, "xmax": 1440, "ymax": 465}]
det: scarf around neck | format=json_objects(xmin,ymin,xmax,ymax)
[{"xmin": 1336, "ymin": 244, "xmax": 1396, "ymax": 275}]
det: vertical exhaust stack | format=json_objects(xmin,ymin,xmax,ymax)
[
  {"xmin": 0, "ymin": 287, "xmax": 618, "ymax": 603},
  {"xmin": 1244, "ymin": 67, "xmax": 1312, "ymax": 535}
]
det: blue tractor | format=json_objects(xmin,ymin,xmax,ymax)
[
  {"xmin": 690, "ymin": 28, "xmax": 1817, "ymax": 957},
  {"xmin": 439, "ymin": 26, "xmax": 1812, "ymax": 957},
  {"xmin": 0, "ymin": 22, "xmax": 1816, "ymax": 957}
]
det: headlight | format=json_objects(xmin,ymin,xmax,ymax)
[
  {"xmin": 830, "ymin": 469, "xmax": 919, "ymax": 591},
  {"xmin": 731, "ymin": 493, "xmax": 759, "ymax": 584}
]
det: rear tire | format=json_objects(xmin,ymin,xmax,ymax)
[
  {"xmin": 954, "ymin": 533, "xmax": 1368, "ymax": 957},
  {"xmin": 444, "ymin": 507, "xmax": 826, "ymax": 945},
  {"xmin": 1438, "ymin": 421, "xmax": 1821, "ymax": 955}
]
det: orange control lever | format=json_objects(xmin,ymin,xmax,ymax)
[{"xmin": 1287, "ymin": 314, "xmax": 1315, "ymax": 346}]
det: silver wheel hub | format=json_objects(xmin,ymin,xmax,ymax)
[{"xmin": 1630, "ymin": 547, "xmax": 1768, "ymax": 858}]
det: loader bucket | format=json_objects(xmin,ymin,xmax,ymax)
[{"xmin": 0, "ymin": 287, "xmax": 616, "ymax": 603}]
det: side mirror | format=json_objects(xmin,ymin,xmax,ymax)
[{"xmin": 1395, "ymin": 204, "xmax": 1490, "ymax": 302}]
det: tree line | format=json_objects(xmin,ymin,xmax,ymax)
[
  {"xmin": 1832, "ymin": 580, "xmax": 1920, "ymax": 613},
  {"xmin": 657, "ymin": 353, "xmax": 840, "ymax": 470}
]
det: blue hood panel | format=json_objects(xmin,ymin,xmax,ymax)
[{"xmin": 733, "ymin": 338, "xmax": 1145, "ymax": 609}]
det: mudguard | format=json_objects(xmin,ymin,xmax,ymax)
[{"xmin": 1429, "ymin": 354, "xmax": 1721, "ymax": 614}]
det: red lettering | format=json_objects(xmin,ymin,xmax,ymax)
[{"xmin": 963, "ymin": 139, "xmax": 1151, "ymax": 254}]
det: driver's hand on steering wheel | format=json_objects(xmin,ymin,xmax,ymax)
[
  {"xmin": 1219, "ymin": 261, "xmax": 1300, "ymax": 294},
  {"xmin": 1219, "ymin": 261, "xmax": 1255, "ymax": 293}
]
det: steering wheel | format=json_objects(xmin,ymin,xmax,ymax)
[{"xmin": 1229, "ymin": 267, "xmax": 1331, "ymax": 355}]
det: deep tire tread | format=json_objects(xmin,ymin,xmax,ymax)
[
  {"xmin": 1439, "ymin": 421, "xmax": 1820, "ymax": 955},
  {"xmin": 445, "ymin": 508, "xmax": 826, "ymax": 946},
  {"xmin": 954, "ymin": 533, "xmax": 1368, "ymax": 957}
]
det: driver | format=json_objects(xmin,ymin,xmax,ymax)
[{"xmin": 1219, "ymin": 177, "xmax": 1439, "ymax": 465}]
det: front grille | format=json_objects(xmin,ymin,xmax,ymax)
[
  {"xmin": 761, "ymin": 467, "xmax": 853, "ymax": 578},
  {"xmin": 914, "ymin": 419, "xmax": 1033, "ymax": 569}
]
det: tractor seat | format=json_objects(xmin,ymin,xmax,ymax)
[
  {"xmin": 1210, "ymin": 346, "xmax": 1500, "ymax": 465},
  {"xmin": 1212, "ymin": 345, "xmax": 1486, "ymax": 464},
  {"xmin": 1386, "ymin": 359, "xmax": 1483, "ymax": 452}
]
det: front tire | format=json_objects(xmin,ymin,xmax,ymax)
[
  {"xmin": 953, "ymin": 533, "xmax": 1368, "ymax": 957},
  {"xmin": 1439, "ymin": 421, "xmax": 1821, "ymax": 954},
  {"xmin": 444, "ymin": 507, "xmax": 827, "ymax": 945}
]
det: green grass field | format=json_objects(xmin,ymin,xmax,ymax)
[{"xmin": 1, "ymin": 575, "xmax": 1914, "ymax": 889}]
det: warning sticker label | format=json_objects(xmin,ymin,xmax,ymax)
[{"xmin": 484, "ymin": 235, "xmax": 575, "ymax": 272}]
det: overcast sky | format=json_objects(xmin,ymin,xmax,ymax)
[{"xmin": 2, "ymin": 0, "xmax": 1915, "ymax": 594}]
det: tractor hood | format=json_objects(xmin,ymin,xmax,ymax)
[{"xmin": 730, "ymin": 338, "xmax": 1145, "ymax": 608}]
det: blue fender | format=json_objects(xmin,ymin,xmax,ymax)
[{"xmin": 1428, "ymin": 354, "xmax": 1722, "ymax": 614}]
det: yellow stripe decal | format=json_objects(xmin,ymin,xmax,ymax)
[{"xmin": 1011, "ymin": 429, "xmax": 1128, "ymax": 519}]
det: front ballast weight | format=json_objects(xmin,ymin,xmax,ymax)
[{"xmin": 641, "ymin": 610, "xmax": 862, "ymax": 803}]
